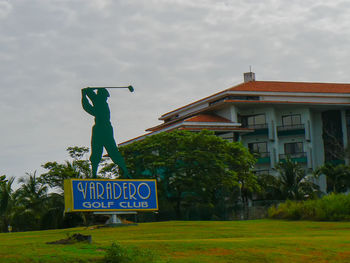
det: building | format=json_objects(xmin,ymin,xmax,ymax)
[{"xmin": 122, "ymin": 73, "xmax": 350, "ymax": 192}]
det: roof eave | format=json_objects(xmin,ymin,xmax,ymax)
[{"xmin": 158, "ymin": 81, "xmax": 350, "ymax": 121}]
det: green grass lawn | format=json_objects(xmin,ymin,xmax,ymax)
[{"xmin": 1, "ymin": 219, "xmax": 350, "ymax": 262}]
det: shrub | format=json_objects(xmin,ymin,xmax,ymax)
[
  {"xmin": 104, "ymin": 242, "xmax": 156, "ymax": 263},
  {"xmin": 268, "ymin": 193, "xmax": 350, "ymax": 221},
  {"xmin": 313, "ymin": 194, "xmax": 350, "ymax": 221},
  {"xmin": 268, "ymin": 200, "xmax": 304, "ymax": 220}
]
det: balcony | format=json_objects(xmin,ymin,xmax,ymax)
[
  {"xmin": 327, "ymin": 159, "xmax": 345, "ymax": 165},
  {"xmin": 252, "ymin": 152, "xmax": 271, "ymax": 164},
  {"xmin": 253, "ymin": 169, "xmax": 272, "ymax": 175},
  {"xmin": 242, "ymin": 123, "xmax": 268, "ymax": 136},
  {"xmin": 277, "ymin": 124, "xmax": 305, "ymax": 136},
  {"xmin": 279, "ymin": 152, "xmax": 307, "ymax": 163}
]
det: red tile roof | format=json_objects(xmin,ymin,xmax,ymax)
[
  {"xmin": 224, "ymin": 100, "xmax": 350, "ymax": 105},
  {"xmin": 147, "ymin": 114, "xmax": 236, "ymax": 132},
  {"xmin": 179, "ymin": 127, "xmax": 252, "ymax": 131},
  {"xmin": 184, "ymin": 114, "xmax": 232, "ymax": 123},
  {"xmin": 229, "ymin": 81, "xmax": 350, "ymax": 93},
  {"xmin": 160, "ymin": 80, "xmax": 350, "ymax": 119},
  {"xmin": 123, "ymin": 80, "xmax": 350, "ymax": 145}
]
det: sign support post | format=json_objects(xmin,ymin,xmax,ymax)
[{"xmin": 93, "ymin": 211, "xmax": 138, "ymax": 226}]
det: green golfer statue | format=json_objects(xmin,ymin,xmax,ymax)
[{"xmin": 81, "ymin": 87, "xmax": 131, "ymax": 178}]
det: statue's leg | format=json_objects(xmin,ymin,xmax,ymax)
[
  {"xmin": 105, "ymin": 137, "xmax": 131, "ymax": 178},
  {"xmin": 90, "ymin": 127, "xmax": 104, "ymax": 178}
]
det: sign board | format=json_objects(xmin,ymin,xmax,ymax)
[{"xmin": 64, "ymin": 179, "xmax": 158, "ymax": 212}]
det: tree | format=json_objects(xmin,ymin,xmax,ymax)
[
  {"xmin": 120, "ymin": 130, "xmax": 256, "ymax": 219},
  {"xmin": 0, "ymin": 175, "xmax": 15, "ymax": 232},
  {"xmin": 17, "ymin": 172, "xmax": 48, "ymax": 215},
  {"xmin": 314, "ymin": 163, "xmax": 350, "ymax": 193},
  {"xmin": 39, "ymin": 147, "xmax": 96, "ymax": 227},
  {"xmin": 0, "ymin": 147, "xmax": 97, "ymax": 232},
  {"xmin": 256, "ymin": 173, "xmax": 283, "ymax": 200},
  {"xmin": 224, "ymin": 142, "xmax": 260, "ymax": 208},
  {"xmin": 14, "ymin": 172, "xmax": 48, "ymax": 230},
  {"xmin": 274, "ymin": 158, "xmax": 319, "ymax": 200},
  {"xmin": 40, "ymin": 192, "xmax": 65, "ymax": 230},
  {"xmin": 40, "ymin": 146, "xmax": 91, "ymax": 192},
  {"xmin": 0, "ymin": 175, "xmax": 10, "ymax": 216}
]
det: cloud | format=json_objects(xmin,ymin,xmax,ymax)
[{"xmin": 0, "ymin": 0, "xmax": 12, "ymax": 19}]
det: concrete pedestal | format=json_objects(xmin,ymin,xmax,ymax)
[{"xmin": 94, "ymin": 211, "xmax": 137, "ymax": 227}]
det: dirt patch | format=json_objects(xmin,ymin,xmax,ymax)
[{"xmin": 46, "ymin": 233, "xmax": 92, "ymax": 245}]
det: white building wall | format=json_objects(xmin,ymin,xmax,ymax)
[
  {"xmin": 266, "ymin": 107, "xmax": 279, "ymax": 167},
  {"xmin": 260, "ymin": 95, "xmax": 350, "ymax": 104},
  {"xmin": 216, "ymin": 106, "xmax": 238, "ymax": 122},
  {"xmin": 311, "ymin": 111, "xmax": 324, "ymax": 168},
  {"xmin": 311, "ymin": 111, "xmax": 326, "ymax": 192},
  {"xmin": 213, "ymin": 102, "xmax": 343, "ymax": 192}
]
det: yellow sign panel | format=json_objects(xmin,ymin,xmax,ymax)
[{"xmin": 64, "ymin": 179, "xmax": 158, "ymax": 212}]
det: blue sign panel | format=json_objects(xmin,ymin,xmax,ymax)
[{"xmin": 64, "ymin": 179, "xmax": 158, "ymax": 212}]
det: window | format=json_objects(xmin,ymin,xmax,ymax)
[
  {"xmin": 282, "ymin": 114, "xmax": 301, "ymax": 126},
  {"xmin": 241, "ymin": 114, "xmax": 266, "ymax": 128},
  {"xmin": 248, "ymin": 142, "xmax": 269, "ymax": 158},
  {"xmin": 248, "ymin": 142, "xmax": 267, "ymax": 153},
  {"xmin": 284, "ymin": 142, "xmax": 303, "ymax": 154}
]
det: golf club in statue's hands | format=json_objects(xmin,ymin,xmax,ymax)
[
  {"xmin": 81, "ymin": 85, "xmax": 134, "ymax": 178},
  {"xmin": 86, "ymin": 85, "xmax": 134, "ymax": 92}
]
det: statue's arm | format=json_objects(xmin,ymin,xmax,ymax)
[
  {"xmin": 81, "ymin": 88, "xmax": 95, "ymax": 116},
  {"xmin": 85, "ymin": 88, "xmax": 98, "ymax": 101}
]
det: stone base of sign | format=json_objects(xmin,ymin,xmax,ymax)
[{"xmin": 94, "ymin": 211, "xmax": 138, "ymax": 227}]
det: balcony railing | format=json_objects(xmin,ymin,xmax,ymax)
[
  {"xmin": 253, "ymin": 169, "xmax": 271, "ymax": 175},
  {"xmin": 253, "ymin": 152, "xmax": 270, "ymax": 158},
  {"xmin": 279, "ymin": 152, "xmax": 307, "ymax": 160},
  {"xmin": 277, "ymin": 124, "xmax": 305, "ymax": 131},
  {"xmin": 243, "ymin": 123, "xmax": 268, "ymax": 129}
]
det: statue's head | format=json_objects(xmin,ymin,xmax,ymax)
[{"xmin": 97, "ymin": 88, "xmax": 110, "ymax": 100}]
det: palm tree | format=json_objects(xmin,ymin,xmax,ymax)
[
  {"xmin": 17, "ymin": 172, "xmax": 48, "ymax": 219},
  {"xmin": 0, "ymin": 175, "xmax": 15, "ymax": 232},
  {"xmin": 275, "ymin": 158, "xmax": 319, "ymax": 200},
  {"xmin": 40, "ymin": 192, "xmax": 65, "ymax": 230},
  {"xmin": 314, "ymin": 163, "xmax": 350, "ymax": 193}
]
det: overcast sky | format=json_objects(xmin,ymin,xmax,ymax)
[{"xmin": 1, "ymin": 0, "xmax": 350, "ymax": 181}]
